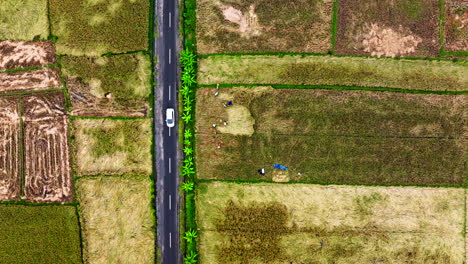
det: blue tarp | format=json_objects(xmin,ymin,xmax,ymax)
[{"xmin": 273, "ymin": 164, "xmax": 288, "ymax": 170}]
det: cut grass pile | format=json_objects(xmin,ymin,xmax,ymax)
[
  {"xmin": 49, "ymin": 0, "xmax": 149, "ymax": 56},
  {"xmin": 198, "ymin": 55, "xmax": 468, "ymax": 91},
  {"xmin": 77, "ymin": 176, "xmax": 154, "ymax": 264},
  {"xmin": 444, "ymin": 0, "xmax": 468, "ymax": 51},
  {"xmin": 73, "ymin": 119, "xmax": 152, "ymax": 176},
  {"xmin": 0, "ymin": 205, "xmax": 82, "ymax": 263},
  {"xmin": 62, "ymin": 54, "xmax": 151, "ymax": 117},
  {"xmin": 197, "ymin": 0, "xmax": 333, "ymax": 54},
  {"xmin": 0, "ymin": 0, "xmax": 49, "ymax": 40},
  {"xmin": 196, "ymin": 182, "xmax": 465, "ymax": 264},
  {"xmin": 195, "ymin": 88, "xmax": 466, "ymax": 185},
  {"xmin": 336, "ymin": 0, "xmax": 439, "ymax": 57}
]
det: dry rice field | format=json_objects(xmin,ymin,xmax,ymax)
[
  {"xmin": 0, "ymin": 40, "xmax": 56, "ymax": 71},
  {"xmin": 0, "ymin": 97, "xmax": 20, "ymax": 201},
  {"xmin": 22, "ymin": 92, "xmax": 73, "ymax": 203},
  {"xmin": 444, "ymin": 0, "xmax": 468, "ymax": 51},
  {"xmin": 0, "ymin": 68, "xmax": 61, "ymax": 93},
  {"xmin": 197, "ymin": 182, "xmax": 466, "ymax": 264}
]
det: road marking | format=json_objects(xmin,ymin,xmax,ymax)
[
  {"xmin": 169, "ymin": 194, "xmax": 172, "ymax": 210},
  {"xmin": 169, "ymin": 158, "xmax": 172, "ymax": 173},
  {"xmin": 169, "ymin": 85, "xmax": 171, "ymax": 101},
  {"xmin": 169, "ymin": 12, "xmax": 172, "ymax": 28},
  {"xmin": 168, "ymin": 127, "xmax": 171, "ymax": 137},
  {"xmin": 169, "ymin": 232, "xmax": 172, "ymax": 248},
  {"xmin": 168, "ymin": 49, "xmax": 171, "ymax": 64}
]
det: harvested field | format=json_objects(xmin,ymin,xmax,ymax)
[
  {"xmin": 0, "ymin": 205, "xmax": 81, "ymax": 263},
  {"xmin": 198, "ymin": 55, "xmax": 468, "ymax": 91},
  {"xmin": 0, "ymin": 97, "xmax": 20, "ymax": 201},
  {"xmin": 62, "ymin": 54, "xmax": 151, "ymax": 117},
  {"xmin": 77, "ymin": 176, "xmax": 154, "ymax": 264},
  {"xmin": 0, "ymin": 68, "xmax": 62, "ymax": 93},
  {"xmin": 197, "ymin": 0, "xmax": 333, "ymax": 54},
  {"xmin": 22, "ymin": 92, "xmax": 73, "ymax": 203},
  {"xmin": 73, "ymin": 119, "xmax": 152, "ymax": 176},
  {"xmin": 0, "ymin": 40, "xmax": 57, "ymax": 71},
  {"xmin": 196, "ymin": 133, "xmax": 466, "ymax": 185},
  {"xmin": 49, "ymin": 0, "xmax": 149, "ymax": 56},
  {"xmin": 0, "ymin": 0, "xmax": 49, "ymax": 41},
  {"xmin": 445, "ymin": 0, "xmax": 468, "ymax": 51},
  {"xmin": 196, "ymin": 87, "xmax": 467, "ymax": 138},
  {"xmin": 197, "ymin": 182, "xmax": 465, "ymax": 264},
  {"xmin": 336, "ymin": 0, "xmax": 439, "ymax": 57}
]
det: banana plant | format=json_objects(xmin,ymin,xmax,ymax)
[
  {"xmin": 183, "ymin": 156, "xmax": 193, "ymax": 165},
  {"xmin": 183, "ymin": 146, "xmax": 193, "ymax": 156},
  {"xmin": 184, "ymin": 229, "xmax": 198, "ymax": 243},
  {"xmin": 184, "ymin": 139, "xmax": 191, "ymax": 146},
  {"xmin": 183, "ymin": 95, "xmax": 193, "ymax": 106},
  {"xmin": 184, "ymin": 129, "xmax": 193, "ymax": 139},
  {"xmin": 184, "ymin": 104, "xmax": 192, "ymax": 113},
  {"xmin": 184, "ymin": 251, "xmax": 198, "ymax": 264},
  {"xmin": 181, "ymin": 181, "xmax": 194, "ymax": 192},
  {"xmin": 181, "ymin": 113, "xmax": 192, "ymax": 124},
  {"xmin": 180, "ymin": 85, "xmax": 191, "ymax": 95}
]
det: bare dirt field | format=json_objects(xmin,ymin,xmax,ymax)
[
  {"xmin": 0, "ymin": 97, "xmax": 20, "ymax": 201},
  {"xmin": 22, "ymin": 92, "xmax": 73, "ymax": 203},
  {"xmin": 0, "ymin": 68, "xmax": 61, "ymax": 93},
  {"xmin": 197, "ymin": 0, "xmax": 333, "ymax": 53},
  {"xmin": 197, "ymin": 182, "xmax": 465, "ymax": 263},
  {"xmin": 336, "ymin": 0, "xmax": 440, "ymax": 57},
  {"xmin": 0, "ymin": 40, "xmax": 56, "ymax": 71},
  {"xmin": 445, "ymin": 0, "xmax": 468, "ymax": 51}
]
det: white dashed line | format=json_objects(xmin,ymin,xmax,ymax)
[
  {"xmin": 169, "ymin": 12, "xmax": 172, "ymax": 28},
  {"xmin": 169, "ymin": 85, "xmax": 171, "ymax": 100},
  {"xmin": 168, "ymin": 49, "xmax": 171, "ymax": 64},
  {"xmin": 169, "ymin": 158, "xmax": 172, "ymax": 173},
  {"xmin": 169, "ymin": 194, "xmax": 172, "ymax": 210},
  {"xmin": 169, "ymin": 232, "xmax": 172, "ymax": 248}
]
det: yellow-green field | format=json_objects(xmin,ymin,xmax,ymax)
[
  {"xmin": 0, "ymin": 0, "xmax": 49, "ymax": 40},
  {"xmin": 196, "ymin": 182, "xmax": 466, "ymax": 263},
  {"xmin": 72, "ymin": 119, "xmax": 152, "ymax": 176},
  {"xmin": 198, "ymin": 55, "xmax": 468, "ymax": 91},
  {"xmin": 77, "ymin": 176, "xmax": 154, "ymax": 264}
]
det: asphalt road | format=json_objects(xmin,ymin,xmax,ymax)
[{"xmin": 154, "ymin": 0, "xmax": 180, "ymax": 263}]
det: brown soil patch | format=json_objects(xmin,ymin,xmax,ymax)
[
  {"xmin": 361, "ymin": 23, "xmax": 422, "ymax": 57},
  {"xmin": 0, "ymin": 97, "xmax": 20, "ymax": 201},
  {"xmin": 218, "ymin": 3, "xmax": 262, "ymax": 38},
  {"xmin": 22, "ymin": 92, "xmax": 73, "ymax": 203},
  {"xmin": 0, "ymin": 40, "xmax": 56, "ymax": 71},
  {"xmin": 67, "ymin": 77, "xmax": 149, "ymax": 117},
  {"xmin": 336, "ymin": 0, "xmax": 439, "ymax": 57},
  {"xmin": 445, "ymin": 0, "xmax": 468, "ymax": 51},
  {"xmin": 197, "ymin": 0, "xmax": 333, "ymax": 53},
  {"xmin": 0, "ymin": 68, "xmax": 61, "ymax": 93}
]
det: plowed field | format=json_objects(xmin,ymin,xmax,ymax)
[
  {"xmin": 22, "ymin": 92, "xmax": 72, "ymax": 203},
  {"xmin": 0, "ymin": 97, "xmax": 20, "ymax": 201},
  {"xmin": 0, "ymin": 40, "xmax": 56, "ymax": 71},
  {"xmin": 0, "ymin": 68, "xmax": 61, "ymax": 93}
]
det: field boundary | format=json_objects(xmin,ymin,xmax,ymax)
[
  {"xmin": 198, "ymin": 84, "xmax": 468, "ymax": 95},
  {"xmin": 68, "ymin": 115, "xmax": 150, "ymax": 120},
  {"xmin": 438, "ymin": 0, "xmax": 446, "ymax": 55},
  {"xmin": 330, "ymin": 0, "xmax": 338, "ymax": 54},
  {"xmin": 197, "ymin": 51, "xmax": 467, "ymax": 61},
  {"xmin": 0, "ymin": 63, "xmax": 61, "ymax": 74},
  {"xmin": 195, "ymin": 178, "xmax": 467, "ymax": 189}
]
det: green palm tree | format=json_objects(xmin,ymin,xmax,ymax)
[
  {"xmin": 180, "ymin": 85, "xmax": 191, "ymax": 95},
  {"xmin": 184, "ymin": 156, "xmax": 193, "ymax": 166},
  {"xmin": 184, "ymin": 105, "xmax": 192, "ymax": 113},
  {"xmin": 184, "ymin": 139, "xmax": 191, "ymax": 146},
  {"xmin": 182, "ymin": 166, "xmax": 195, "ymax": 177}
]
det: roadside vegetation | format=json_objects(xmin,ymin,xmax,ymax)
[
  {"xmin": 49, "ymin": 0, "xmax": 149, "ymax": 56},
  {"xmin": 0, "ymin": 205, "xmax": 82, "ymax": 263},
  {"xmin": 72, "ymin": 119, "xmax": 152, "ymax": 176},
  {"xmin": 62, "ymin": 54, "xmax": 151, "ymax": 117},
  {"xmin": 198, "ymin": 55, "xmax": 468, "ymax": 91},
  {"xmin": 196, "ymin": 182, "xmax": 464, "ymax": 263},
  {"xmin": 77, "ymin": 176, "xmax": 155, "ymax": 264},
  {"xmin": 0, "ymin": 0, "xmax": 49, "ymax": 40},
  {"xmin": 197, "ymin": 0, "xmax": 333, "ymax": 54}
]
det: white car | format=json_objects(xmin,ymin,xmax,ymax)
[{"xmin": 166, "ymin": 108, "xmax": 175, "ymax": 128}]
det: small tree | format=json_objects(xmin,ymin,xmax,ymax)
[
  {"xmin": 184, "ymin": 251, "xmax": 198, "ymax": 264},
  {"xmin": 181, "ymin": 113, "xmax": 192, "ymax": 124},
  {"xmin": 183, "ymin": 146, "xmax": 193, "ymax": 156},
  {"xmin": 184, "ymin": 129, "xmax": 193, "ymax": 139},
  {"xmin": 184, "ymin": 229, "xmax": 198, "ymax": 243}
]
